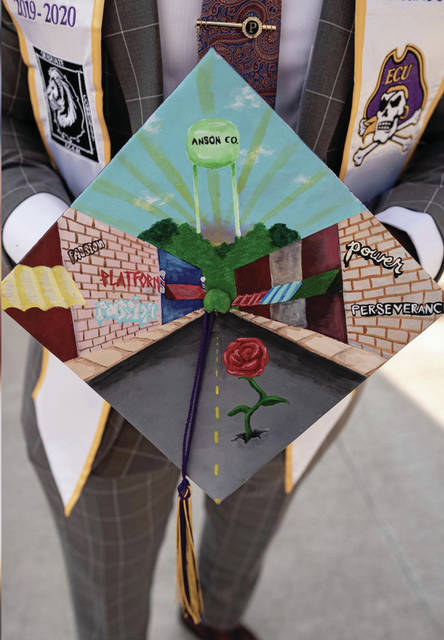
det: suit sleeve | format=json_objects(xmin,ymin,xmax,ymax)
[
  {"xmin": 1, "ymin": 11, "xmax": 71, "ymax": 229},
  {"xmin": 374, "ymin": 96, "xmax": 444, "ymax": 279}
]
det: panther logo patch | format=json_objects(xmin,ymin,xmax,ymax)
[
  {"xmin": 34, "ymin": 47, "xmax": 99, "ymax": 162},
  {"xmin": 353, "ymin": 45, "xmax": 427, "ymax": 167}
]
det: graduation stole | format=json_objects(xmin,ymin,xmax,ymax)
[
  {"xmin": 340, "ymin": 0, "xmax": 444, "ymax": 204},
  {"xmin": 3, "ymin": 0, "xmax": 113, "ymax": 528},
  {"xmin": 3, "ymin": 0, "xmax": 110, "ymax": 196},
  {"xmin": 6, "ymin": 0, "xmax": 443, "ymax": 204}
]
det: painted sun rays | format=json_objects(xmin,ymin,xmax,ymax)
[{"xmin": 81, "ymin": 50, "xmax": 345, "ymax": 242}]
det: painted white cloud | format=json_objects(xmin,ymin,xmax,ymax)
[
  {"xmin": 293, "ymin": 174, "xmax": 310, "ymax": 185},
  {"xmin": 134, "ymin": 192, "xmax": 173, "ymax": 208},
  {"xmin": 144, "ymin": 114, "xmax": 162, "ymax": 135},
  {"xmin": 159, "ymin": 193, "xmax": 174, "ymax": 206},
  {"xmin": 239, "ymin": 146, "xmax": 274, "ymax": 161},
  {"xmin": 229, "ymin": 86, "xmax": 262, "ymax": 110}
]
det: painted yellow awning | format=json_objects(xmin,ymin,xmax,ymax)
[{"xmin": 1, "ymin": 265, "xmax": 86, "ymax": 311}]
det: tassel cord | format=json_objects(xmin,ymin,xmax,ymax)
[
  {"xmin": 179, "ymin": 311, "xmax": 214, "ymax": 496},
  {"xmin": 176, "ymin": 312, "xmax": 214, "ymax": 623}
]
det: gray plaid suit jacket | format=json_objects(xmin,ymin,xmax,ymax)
[
  {"xmin": 3, "ymin": 0, "xmax": 444, "ymax": 230},
  {"xmin": 2, "ymin": 0, "xmax": 444, "ymax": 443}
]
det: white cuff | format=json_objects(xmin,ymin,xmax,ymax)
[
  {"xmin": 3, "ymin": 193, "xmax": 68, "ymax": 263},
  {"xmin": 376, "ymin": 206, "xmax": 444, "ymax": 279}
]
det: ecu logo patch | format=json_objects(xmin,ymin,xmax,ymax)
[{"xmin": 353, "ymin": 45, "xmax": 427, "ymax": 167}]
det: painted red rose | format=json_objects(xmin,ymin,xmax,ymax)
[{"xmin": 223, "ymin": 337, "xmax": 269, "ymax": 378}]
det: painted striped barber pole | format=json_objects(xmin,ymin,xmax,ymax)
[{"xmin": 159, "ymin": 270, "xmax": 166, "ymax": 293}]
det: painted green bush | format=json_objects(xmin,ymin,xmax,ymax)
[
  {"xmin": 138, "ymin": 218, "xmax": 179, "ymax": 245},
  {"xmin": 204, "ymin": 289, "xmax": 231, "ymax": 314},
  {"xmin": 138, "ymin": 221, "xmax": 300, "ymax": 304},
  {"xmin": 269, "ymin": 223, "xmax": 300, "ymax": 248}
]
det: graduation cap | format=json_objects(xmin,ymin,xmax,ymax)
[{"xmin": 3, "ymin": 50, "xmax": 443, "ymax": 621}]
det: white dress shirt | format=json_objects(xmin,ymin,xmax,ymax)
[{"xmin": 3, "ymin": 0, "xmax": 443, "ymax": 280}]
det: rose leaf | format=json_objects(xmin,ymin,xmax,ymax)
[
  {"xmin": 261, "ymin": 396, "xmax": 289, "ymax": 407},
  {"xmin": 227, "ymin": 405, "xmax": 251, "ymax": 416}
]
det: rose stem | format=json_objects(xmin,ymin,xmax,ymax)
[{"xmin": 241, "ymin": 378, "xmax": 268, "ymax": 442}]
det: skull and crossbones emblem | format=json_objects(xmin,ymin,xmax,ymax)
[
  {"xmin": 351, "ymin": 45, "xmax": 427, "ymax": 169},
  {"xmin": 353, "ymin": 85, "xmax": 421, "ymax": 166}
]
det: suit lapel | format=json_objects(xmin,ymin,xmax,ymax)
[
  {"xmin": 102, "ymin": 0, "xmax": 163, "ymax": 133},
  {"xmin": 298, "ymin": 0, "xmax": 355, "ymax": 168}
]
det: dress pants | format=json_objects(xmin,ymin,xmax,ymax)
[
  {"xmin": 24, "ymin": 403, "xmax": 296, "ymax": 639},
  {"xmin": 21, "ymin": 337, "xmax": 347, "ymax": 639}
]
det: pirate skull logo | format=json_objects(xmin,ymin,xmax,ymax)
[
  {"xmin": 353, "ymin": 46, "xmax": 427, "ymax": 167},
  {"xmin": 374, "ymin": 89, "xmax": 407, "ymax": 143},
  {"xmin": 46, "ymin": 67, "xmax": 85, "ymax": 142}
]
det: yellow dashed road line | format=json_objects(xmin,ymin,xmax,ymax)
[{"xmin": 214, "ymin": 337, "xmax": 221, "ymax": 484}]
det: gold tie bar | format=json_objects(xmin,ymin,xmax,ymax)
[{"xmin": 196, "ymin": 16, "xmax": 276, "ymax": 39}]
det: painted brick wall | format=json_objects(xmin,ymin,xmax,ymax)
[
  {"xmin": 339, "ymin": 210, "xmax": 443, "ymax": 359},
  {"xmin": 58, "ymin": 208, "xmax": 161, "ymax": 355}
]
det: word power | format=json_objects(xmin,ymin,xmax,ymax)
[{"xmin": 343, "ymin": 240, "xmax": 404, "ymax": 277}]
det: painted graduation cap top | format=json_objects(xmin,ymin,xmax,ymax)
[{"xmin": 3, "ymin": 50, "xmax": 444, "ymax": 501}]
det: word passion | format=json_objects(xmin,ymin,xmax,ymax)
[
  {"xmin": 67, "ymin": 239, "xmax": 105, "ymax": 264},
  {"xmin": 343, "ymin": 240, "xmax": 404, "ymax": 277},
  {"xmin": 95, "ymin": 296, "xmax": 159, "ymax": 327}
]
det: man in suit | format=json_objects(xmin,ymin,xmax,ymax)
[{"xmin": 2, "ymin": 1, "xmax": 443, "ymax": 639}]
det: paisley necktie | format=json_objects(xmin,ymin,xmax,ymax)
[{"xmin": 197, "ymin": 0, "xmax": 282, "ymax": 108}]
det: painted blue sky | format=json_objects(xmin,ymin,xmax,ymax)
[{"xmin": 74, "ymin": 49, "xmax": 364, "ymax": 243}]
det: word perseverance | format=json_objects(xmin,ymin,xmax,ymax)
[
  {"xmin": 100, "ymin": 269, "xmax": 162, "ymax": 292},
  {"xmin": 344, "ymin": 241, "xmax": 404, "ymax": 277},
  {"xmin": 351, "ymin": 302, "xmax": 443, "ymax": 317},
  {"xmin": 191, "ymin": 135, "xmax": 238, "ymax": 146},
  {"xmin": 94, "ymin": 296, "xmax": 159, "ymax": 328},
  {"xmin": 67, "ymin": 239, "xmax": 105, "ymax": 265}
]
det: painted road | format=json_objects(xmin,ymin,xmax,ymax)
[{"xmin": 90, "ymin": 314, "xmax": 364, "ymax": 500}]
